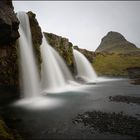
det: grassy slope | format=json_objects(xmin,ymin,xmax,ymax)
[
  {"xmin": 99, "ymin": 44, "xmax": 139, "ymax": 54},
  {"xmin": 93, "ymin": 52, "xmax": 140, "ymax": 77}
]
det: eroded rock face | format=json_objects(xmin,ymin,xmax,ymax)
[
  {"xmin": 0, "ymin": 0, "xmax": 19, "ymax": 46},
  {"xmin": 0, "ymin": 8, "xmax": 43, "ymax": 87},
  {"xmin": 0, "ymin": 0, "xmax": 19, "ymax": 87},
  {"xmin": 27, "ymin": 11, "xmax": 43, "ymax": 70},
  {"xmin": 44, "ymin": 32, "xmax": 74, "ymax": 73},
  {"xmin": 0, "ymin": 43, "xmax": 18, "ymax": 86}
]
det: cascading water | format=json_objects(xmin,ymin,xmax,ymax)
[
  {"xmin": 17, "ymin": 12, "xmax": 40, "ymax": 98},
  {"xmin": 50, "ymin": 46, "xmax": 73, "ymax": 82},
  {"xmin": 73, "ymin": 49, "xmax": 97, "ymax": 83},
  {"xmin": 40, "ymin": 35, "xmax": 73, "ymax": 92}
]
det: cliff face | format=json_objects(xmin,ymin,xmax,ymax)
[
  {"xmin": 96, "ymin": 31, "xmax": 139, "ymax": 53},
  {"xmin": 0, "ymin": 1, "xmax": 42, "ymax": 87},
  {"xmin": 0, "ymin": 0, "xmax": 19, "ymax": 87},
  {"xmin": 27, "ymin": 11, "xmax": 43, "ymax": 70},
  {"xmin": 0, "ymin": 0, "xmax": 19, "ymax": 46},
  {"xmin": 0, "ymin": 1, "xmax": 20, "ymax": 137},
  {"xmin": 44, "ymin": 32, "xmax": 74, "ymax": 73},
  {"xmin": 0, "ymin": 43, "xmax": 19, "ymax": 86}
]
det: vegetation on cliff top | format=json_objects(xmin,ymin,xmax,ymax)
[
  {"xmin": 93, "ymin": 52, "xmax": 140, "ymax": 77},
  {"xmin": 44, "ymin": 32, "xmax": 74, "ymax": 73}
]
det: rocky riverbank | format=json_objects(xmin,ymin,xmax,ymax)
[
  {"xmin": 109, "ymin": 95, "xmax": 140, "ymax": 105},
  {"xmin": 73, "ymin": 110, "xmax": 140, "ymax": 139}
]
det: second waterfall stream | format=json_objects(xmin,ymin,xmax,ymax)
[{"xmin": 40, "ymin": 35, "xmax": 74, "ymax": 93}]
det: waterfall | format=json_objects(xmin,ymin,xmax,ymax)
[
  {"xmin": 49, "ymin": 46, "xmax": 73, "ymax": 82},
  {"xmin": 17, "ymin": 12, "xmax": 40, "ymax": 98},
  {"xmin": 73, "ymin": 49, "xmax": 97, "ymax": 83},
  {"xmin": 40, "ymin": 35, "xmax": 73, "ymax": 92}
]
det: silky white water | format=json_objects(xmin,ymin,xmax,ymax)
[
  {"xmin": 17, "ymin": 12, "xmax": 40, "ymax": 98},
  {"xmin": 41, "ymin": 35, "xmax": 74, "ymax": 92},
  {"xmin": 50, "ymin": 46, "xmax": 73, "ymax": 82},
  {"xmin": 73, "ymin": 49, "xmax": 97, "ymax": 83}
]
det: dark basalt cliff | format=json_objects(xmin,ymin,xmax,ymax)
[
  {"xmin": 0, "ymin": 3, "xmax": 42, "ymax": 138},
  {"xmin": 0, "ymin": 0, "xmax": 19, "ymax": 46},
  {"xmin": 0, "ymin": 1, "xmax": 42, "ymax": 87},
  {"xmin": 0, "ymin": 1, "xmax": 22, "ymax": 140},
  {"xmin": 0, "ymin": 0, "xmax": 19, "ymax": 87},
  {"xmin": 27, "ymin": 11, "xmax": 43, "ymax": 70}
]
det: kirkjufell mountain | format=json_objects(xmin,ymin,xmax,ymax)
[{"xmin": 96, "ymin": 31, "xmax": 139, "ymax": 53}]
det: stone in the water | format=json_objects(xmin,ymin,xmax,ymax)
[
  {"xmin": 73, "ymin": 111, "xmax": 140, "ymax": 138},
  {"xmin": 109, "ymin": 95, "xmax": 140, "ymax": 105}
]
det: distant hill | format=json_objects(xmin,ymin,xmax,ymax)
[{"xmin": 96, "ymin": 31, "xmax": 139, "ymax": 53}]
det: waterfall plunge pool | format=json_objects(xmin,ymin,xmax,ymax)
[{"xmin": 1, "ymin": 78, "xmax": 140, "ymax": 139}]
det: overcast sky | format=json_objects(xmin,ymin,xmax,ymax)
[{"xmin": 13, "ymin": 1, "xmax": 140, "ymax": 51}]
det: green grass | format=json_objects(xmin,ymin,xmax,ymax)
[{"xmin": 93, "ymin": 53, "xmax": 140, "ymax": 77}]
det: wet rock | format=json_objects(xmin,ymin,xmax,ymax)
[
  {"xmin": 109, "ymin": 95, "xmax": 140, "ymax": 105},
  {"xmin": 130, "ymin": 78, "xmax": 140, "ymax": 85},
  {"xmin": 27, "ymin": 11, "xmax": 43, "ymax": 71},
  {"xmin": 73, "ymin": 111, "xmax": 140, "ymax": 138},
  {"xmin": 126, "ymin": 67, "xmax": 140, "ymax": 85}
]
